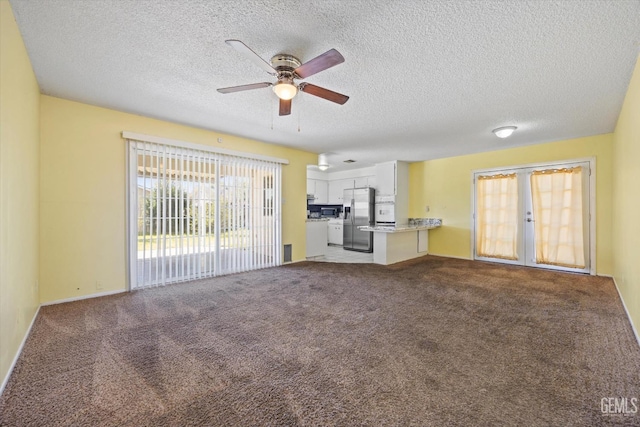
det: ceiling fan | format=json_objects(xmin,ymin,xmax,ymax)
[{"xmin": 217, "ymin": 40, "xmax": 349, "ymax": 116}]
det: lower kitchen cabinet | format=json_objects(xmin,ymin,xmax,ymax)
[
  {"xmin": 328, "ymin": 219, "xmax": 343, "ymax": 245},
  {"xmin": 306, "ymin": 220, "xmax": 328, "ymax": 257}
]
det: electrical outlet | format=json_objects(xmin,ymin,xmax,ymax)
[
  {"xmin": 425, "ymin": 205, "xmax": 430, "ymax": 212},
  {"xmin": 96, "ymin": 281, "xmax": 103, "ymax": 290}
]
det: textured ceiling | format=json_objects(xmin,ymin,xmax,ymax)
[{"xmin": 9, "ymin": 0, "xmax": 640, "ymax": 171}]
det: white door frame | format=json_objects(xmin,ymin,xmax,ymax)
[{"xmin": 471, "ymin": 157, "xmax": 596, "ymax": 275}]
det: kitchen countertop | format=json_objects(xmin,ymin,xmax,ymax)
[
  {"xmin": 358, "ymin": 219, "xmax": 442, "ymax": 233},
  {"xmin": 358, "ymin": 224, "xmax": 440, "ymax": 233},
  {"xmin": 306, "ymin": 218, "xmax": 330, "ymax": 222}
]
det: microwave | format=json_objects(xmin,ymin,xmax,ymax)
[{"xmin": 320, "ymin": 207, "xmax": 339, "ymax": 218}]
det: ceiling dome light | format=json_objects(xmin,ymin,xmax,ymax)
[
  {"xmin": 493, "ymin": 126, "xmax": 517, "ymax": 138},
  {"xmin": 272, "ymin": 81, "xmax": 298, "ymax": 100}
]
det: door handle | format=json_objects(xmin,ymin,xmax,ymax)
[{"xmin": 526, "ymin": 218, "xmax": 534, "ymax": 222}]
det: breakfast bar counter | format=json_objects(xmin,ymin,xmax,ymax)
[{"xmin": 358, "ymin": 218, "xmax": 442, "ymax": 265}]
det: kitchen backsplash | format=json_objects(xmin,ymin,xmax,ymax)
[
  {"xmin": 408, "ymin": 218, "xmax": 443, "ymax": 227},
  {"xmin": 307, "ymin": 204, "xmax": 343, "ymax": 219}
]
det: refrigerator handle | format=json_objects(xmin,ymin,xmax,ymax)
[{"xmin": 351, "ymin": 199, "xmax": 355, "ymax": 223}]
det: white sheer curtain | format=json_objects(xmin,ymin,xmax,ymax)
[
  {"xmin": 476, "ymin": 173, "xmax": 519, "ymax": 260},
  {"xmin": 530, "ymin": 167, "xmax": 585, "ymax": 268},
  {"xmin": 128, "ymin": 139, "xmax": 282, "ymax": 289}
]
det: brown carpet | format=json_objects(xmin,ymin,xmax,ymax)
[{"xmin": 1, "ymin": 256, "xmax": 639, "ymax": 426}]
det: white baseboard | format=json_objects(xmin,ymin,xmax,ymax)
[
  {"xmin": 430, "ymin": 253, "xmax": 472, "ymax": 261},
  {"xmin": 40, "ymin": 289, "xmax": 126, "ymax": 306},
  {"xmin": 0, "ymin": 305, "xmax": 40, "ymax": 396},
  {"xmin": 608, "ymin": 276, "xmax": 640, "ymax": 348}
]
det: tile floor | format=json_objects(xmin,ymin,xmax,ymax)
[{"xmin": 308, "ymin": 244, "xmax": 373, "ymax": 263}]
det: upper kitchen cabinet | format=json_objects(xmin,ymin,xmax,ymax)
[
  {"xmin": 364, "ymin": 175, "xmax": 376, "ymax": 189},
  {"xmin": 328, "ymin": 176, "xmax": 376, "ymax": 204},
  {"xmin": 375, "ymin": 161, "xmax": 408, "ymax": 196},
  {"xmin": 354, "ymin": 176, "xmax": 369, "ymax": 188},
  {"xmin": 307, "ymin": 179, "xmax": 328, "ymax": 204},
  {"xmin": 309, "ymin": 166, "xmax": 376, "ymax": 205},
  {"xmin": 375, "ymin": 161, "xmax": 409, "ymax": 224},
  {"xmin": 328, "ymin": 179, "xmax": 347, "ymax": 204}
]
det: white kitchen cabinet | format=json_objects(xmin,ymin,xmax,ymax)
[
  {"xmin": 375, "ymin": 162, "xmax": 397, "ymax": 196},
  {"xmin": 341, "ymin": 178, "xmax": 354, "ymax": 190},
  {"xmin": 307, "ymin": 179, "xmax": 328, "ymax": 204},
  {"xmin": 375, "ymin": 161, "xmax": 409, "ymax": 224},
  {"xmin": 328, "ymin": 178, "xmax": 353, "ymax": 204},
  {"xmin": 418, "ymin": 229, "xmax": 428, "ymax": 253},
  {"xmin": 306, "ymin": 220, "xmax": 328, "ymax": 257},
  {"xmin": 328, "ymin": 180, "xmax": 344, "ymax": 204},
  {"xmin": 366, "ymin": 175, "xmax": 376, "ymax": 189},
  {"xmin": 327, "ymin": 219, "xmax": 343, "ymax": 245},
  {"xmin": 314, "ymin": 180, "xmax": 328, "ymax": 204},
  {"xmin": 354, "ymin": 176, "xmax": 369, "ymax": 188},
  {"xmin": 326, "ymin": 174, "xmax": 375, "ymax": 205},
  {"xmin": 367, "ymin": 175, "xmax": 376, "ymax": 188}
]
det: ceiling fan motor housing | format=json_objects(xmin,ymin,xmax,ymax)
[
  {"xmin": 271, "ymin": 54, "xmax": 301, "ymax": 71},
  {"xmin": 271, "ymin": 54, "xmax": 301, "ymax": 80}
]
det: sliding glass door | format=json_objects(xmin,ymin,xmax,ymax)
[
  {"xmin": 127, "ymin": 139, "xmax": 282, "ymax": 289},
  {"xmin": 474, "ymin": 160, "xmax": 592, "ymax": 274}
]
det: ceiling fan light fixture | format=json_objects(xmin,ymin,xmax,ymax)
[
  {"xmin": 273, "ymin": 81, "xmax": 298, "ymax": 100},
  {"xmin": 493, "ymin": 126, "xmax": 517, "ymax": 138}
]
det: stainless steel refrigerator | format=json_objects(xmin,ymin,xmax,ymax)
[{"xmin": 343, "ymin": 187, "xmax": 375, "ymax": 252}]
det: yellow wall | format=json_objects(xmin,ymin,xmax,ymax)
[
  {"xmin": 612, "ymin": 55, "xmax": 640, "ymax": 330},
  {"xmin": 409, "ymin": 134, "xmax": 613, "ymax": 275},
  {"xmin": 0, "ymin": 1, "xmax": 40, "ymax": 386},
  {"xmin": 39, "ymin": 96, "xmax": 316, "ymax": 303},
  {"xmin": 2, "ymin": 0, "xmax": 636, "ymax": 386}
]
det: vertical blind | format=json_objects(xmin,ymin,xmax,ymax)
[
  {"xmin": 128, "ymin": 139, "xmax": 282, "ymax": 289},
  {"xmin": 476, "ymin": 173, "xmax": 519, "ymax": 260}
]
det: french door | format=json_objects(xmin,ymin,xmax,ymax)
[{"xmin": 473, "ymin": 160, "xmax": 593, "ymax": 274}]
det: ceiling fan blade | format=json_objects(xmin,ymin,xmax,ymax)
[
  {"xmin": 294, "ymin": 48, "xmax": 345, "ymax": 79},
  {"xmin": 225, "ymin": 39, "xmax": 276, "ymax": 75},
  {"xmin": 279, "ymin": 98, "xmax": 292, "ymax": 116},
  {"xmin": 217, "ymin": 82, "xmax": 272, "ymax": 94},
  {"xmin": 299, "ymin": 83, "xmax": 349, "ymax": 105}
]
